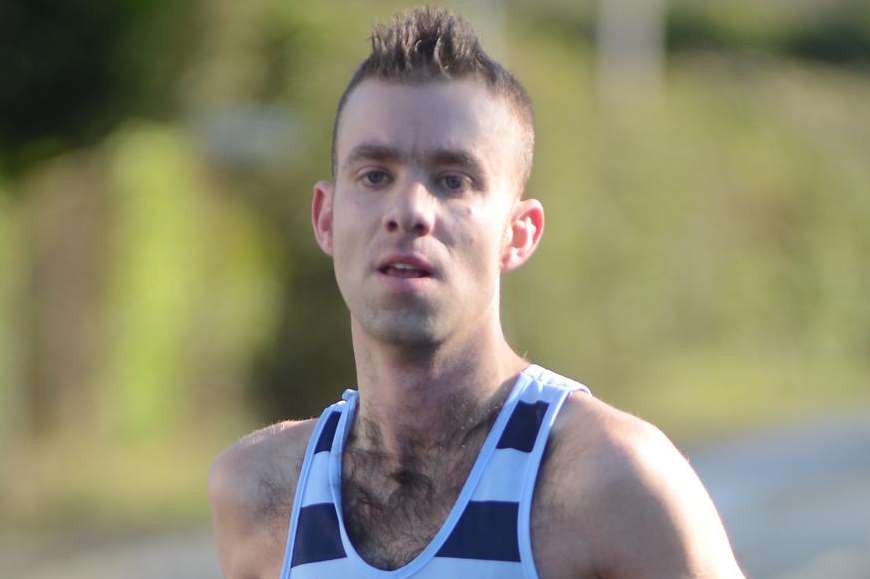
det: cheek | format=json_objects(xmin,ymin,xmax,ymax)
[
  {"xmin": 449, "ymin": 204, "xmax": 507, "ymax": 270},
  {"xmin": 332, "ymin": 195, "xmax": 373, "ymax": 246},
  {"xmin": 330, "ymin": 202, "xmax": 371, "ymax": 277}
]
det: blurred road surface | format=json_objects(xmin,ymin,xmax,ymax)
[
  {"xmin": 691, "ymin": 413, "xmax": 870, "ymax": 579},
  {"xmin": 3, "ymin": 413, "xmax": 869, "ymax": 579},
  {"xmin": 1, "ymin": 527, "xmax": 221, "ymax": 579}
]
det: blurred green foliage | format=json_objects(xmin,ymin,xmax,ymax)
[
  {"xmin": 530, "ymin": 0, "xmax": 870, "ymax": 65},
  {"xmin": 1, "ymin": 0, "xmax": 868, "ymax": 528},
  {"xmin": 0, "ymin": 0, "xmax": 196, "ymax": 176},
  {"xmin": 667, "ymin": 0, "xmax": 870, "ymax": 65}
]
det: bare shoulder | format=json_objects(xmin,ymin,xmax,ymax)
[
  {"xmin": 208, "ymin": 419, "xmax": 318, "ymax": 579},
  {"xmin": 550, "ymin": 391, "xmax": 684, "ymax": 483},
  {"xmin": 540, "ymin": 391, "xmax": 745, "ymax": 579},
  {"xmin": 209, "ymin": 418, "xmax": 318, "ymax": 517}
]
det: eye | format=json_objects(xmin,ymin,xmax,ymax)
[
  {"xmin": 438, "ymin": 174, "xmax": 471, "ymax": 194},
  {"xmin": 360, "ymin": 170, "xmax": 391, "ymax": 188}
]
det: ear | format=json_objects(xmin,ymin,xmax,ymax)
[
  {"xmin": 501, "ymin": 198, "xmax": 544, "ymax": 273},
  {"xmin": 311, "ymin": 180, "xmax": 335, "ymax": 256}
]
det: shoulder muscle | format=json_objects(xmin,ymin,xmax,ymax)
[
  {"xmin": 208, "ymin": 419, "xmax": 317, "ymax": 579},
  {"xmin": 552, "ymin": 394, "xmax": 745, "ymax": 579}
]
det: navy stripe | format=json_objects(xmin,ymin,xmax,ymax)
[
  {"xmin": 496, "ymin": 400, "xmax": 549, "ymax": 453},
  {"xmin": 291, "ymin": 503, "xmax": 346, "ymax": 567},
  {"xmin": 436, "ymin": 501, "xmax": 520, "ymax": 562},
  {"xmin": 314, "ymin": 411, "xmax": 341, "ymax": 454}
]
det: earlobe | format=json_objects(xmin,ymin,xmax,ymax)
[
  {"xmin": 312, "ymin": 181, "xmax": 335, "ymax": 256},
  {"xmin": 501, "ymin": 199, "xmax": 544, "ymax": 272}
]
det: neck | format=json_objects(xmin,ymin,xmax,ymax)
[{"xmin": 348, "ymin": 316, "xmax": 529, "ymax": 463}]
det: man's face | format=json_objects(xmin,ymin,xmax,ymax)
[{"xmin": 313, "ymin": 78, "xmax": 538, "ymax": 346}]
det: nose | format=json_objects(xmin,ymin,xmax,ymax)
[{"xmin": 383, "ymin": 179, "xmax": 435, "ymax": 237}]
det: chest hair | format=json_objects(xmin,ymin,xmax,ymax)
[{"xmin": 340, "ymin": 414, "xmax": 497, "ymax": 569}]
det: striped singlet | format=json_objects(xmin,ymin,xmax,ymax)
[{"xmin": 278, "ymin": 364, "xmax": 590, "ymax": 579}]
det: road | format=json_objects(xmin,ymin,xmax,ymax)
[{"xmin": 690, "ymin": 413, "xmax": 870, "ymax": 579}]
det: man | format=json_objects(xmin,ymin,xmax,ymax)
[{"xmin": 209, "ymin": 7, "xmax": 745, "ymax": 579}]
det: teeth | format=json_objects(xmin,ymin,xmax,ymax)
[{"xmin": 393, "ymin": 263, "xmax": 415, "ymax": 270}]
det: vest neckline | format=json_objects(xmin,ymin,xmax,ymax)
[{"xmin": 327, "ymin": 363, "xmax": 541, "ymax": 578}]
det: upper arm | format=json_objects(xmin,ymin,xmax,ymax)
[
  {"xmin": 551, "ymin": 397, "xmax": 745, "ymax": 579},
  {"xmin": 208, "ymin": 446, "xmax": 266, "ymax": 579},
  {"xmin": 589, "ymin": 420, "xmax": 745, "ymax": 579},
  {"xmin": 208, "ymin": 420, "xmax": 315, "ymax": 579}
]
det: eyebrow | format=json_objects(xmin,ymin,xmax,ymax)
[
  {"xmin": 428, "ymin": 149, "xmax": 485, "ymax": 181},
  {"xmin": 343, "ymin": 143, "xmax": 403, "ymax": 171},
  {"xmin": 342, "ymin": 142, "xmax": 488, "ymax": 187}
]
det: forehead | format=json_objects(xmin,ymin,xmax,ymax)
[{"xmin": 336, "ymin": 79, "xmax": 523, "ymax": 175}]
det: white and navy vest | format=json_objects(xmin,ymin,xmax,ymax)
[{"xmin": 278, "ymin": 364, "xmax": 590, "ymax": 579}]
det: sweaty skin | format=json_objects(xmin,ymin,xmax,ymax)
[{"xmin": 209, "ymin": 79, "xmax": 746, "ymax": 579}]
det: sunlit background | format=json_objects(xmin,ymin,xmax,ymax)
[{"xmin": 1, "ymin": 0, "xmax": 869, "ymax": 577}]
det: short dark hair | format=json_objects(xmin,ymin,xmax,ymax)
[{"xmin": 330, "ymin": 6, "xmax": 535, "ymax": 194}]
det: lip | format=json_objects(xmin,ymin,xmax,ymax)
[{"xmin": 376, "ymin": 253, "xmax": 436, "ymax": 278}]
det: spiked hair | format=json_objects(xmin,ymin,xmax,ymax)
[{"xmin": 330, "ymin": 6, "xmax": 535, "ymax": 194}]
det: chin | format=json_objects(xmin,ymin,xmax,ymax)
[{"xmin": 359, "ymin": 310, "xmax": 447, "ymax": 347}]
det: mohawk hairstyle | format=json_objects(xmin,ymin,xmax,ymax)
[
  {"xmin": 330, "ymin": 6, "xmax": 535, "ymax": 194},
  {"xmin": 366, "ymin": 7, "xmax": 487, "ymax": 79}
]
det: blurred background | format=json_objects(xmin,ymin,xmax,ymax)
[{"xmin": 1, "ymin": 0, "xmax": 868, "ymax": 577}]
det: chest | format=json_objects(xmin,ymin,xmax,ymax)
[
  {"xmin": 339, "ymin": 440, "xmax": 481, "ymax": 570},
  {"xmin": 255, "ymin": 503, "xmax": 594, "ymax": 579},
  {"xmin": 334, "ymin": 445, "xmax": 597, "ymax": 578}
]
